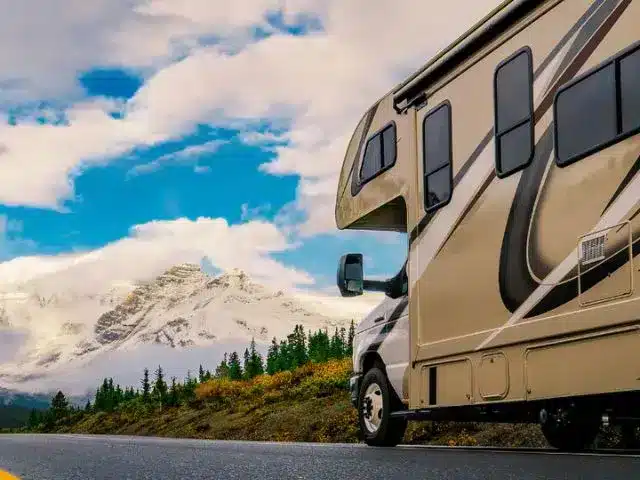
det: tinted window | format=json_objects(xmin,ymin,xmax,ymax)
[
  {"xmin": 425, "ymin": 167, "xmax": 451, "ymax": 208},
  {"xmin": 494, "ymin": 48, "xmax": 534, "ymax": 176},
  {"xmin": 620, "ymin": 48, "xmax": 640, "ymax": 133},
  {"xmin": 382, "ymin": 125, "xmax": 396, "ymax": 168},
  {"xmin": 359, "ymin": 124, "xmax": 396, "ymax": 182},
  {"xmin": 361, "ymin": 135, "xmax": 381, "ymax": 181},
  {"xmin": 424, "ymin": 104, "xmax": 451, "ymax": 174},
  {"xmin": 495, "ymin": 50, "xmax": 531, "ymax": 133},
  {"xmin": 554, "ymin": 43, "xmax": 640, "ymax": 167},
  {"xmin": 422, "ymin": 103, "xmax": 452, "ymax": 212},
  {"xmin": 555, "ymin": 63, "xmax": 617, "ymax": 165},
  {"xmin": 498, "ymin": 122, "xmax": 533, "ymax": 174}
]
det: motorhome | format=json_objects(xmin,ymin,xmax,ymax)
[{"xmin": 335, "ymin": 0, "xmax": 640, "ymax": 451}]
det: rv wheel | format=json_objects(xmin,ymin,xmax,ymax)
[
  {"xmin": 358, "ymin": 366, "xmax": 407, "ymax": 447},
  {"xmin": 540, "ymin": 406, "xmax": 600, "ymax": 451}
]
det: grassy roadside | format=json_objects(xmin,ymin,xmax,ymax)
[
  {"xmin": 39, "ymin": 393, "xmax": 551, "ymax": 448},
  {"xmin": 0, "ymin": 358, "xmax": 555, "ymax": 447},
  {"xmin": 3, "ymin": 356, "xmax": 629, "ymax": 448}
]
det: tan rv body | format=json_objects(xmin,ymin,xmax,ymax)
[{"xmin": 336, "ymin": 0, "xmax": 640, "ymax": 414}]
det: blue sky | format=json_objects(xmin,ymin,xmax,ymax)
[
  {"xmin": 0, "ymin": 0, "xmax": 494, "ymax": 292},
  {"xmin": 0, "ymin": 19, "xmax": 408, "ymax": 289}
]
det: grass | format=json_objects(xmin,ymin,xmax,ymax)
[{"xmin": 7, "ymin": 358, "xmax": 627, "ymax": 448}]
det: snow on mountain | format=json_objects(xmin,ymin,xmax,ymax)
[{"xmin": 0, "ymin": 263, "xmax": 383, "ymax": 390}]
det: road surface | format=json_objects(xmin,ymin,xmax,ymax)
[{"xmin": 1, "ymin": 434, "xmax": 639, "ymax": 479}]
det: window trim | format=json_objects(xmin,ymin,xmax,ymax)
[
  {"xmin": 357, "ymin": 121, "xmax": 398, "ymax": 187},
  {"xmin": 422, "ymin": 99, "xmax": 453, "ymax": 213},
  {"xmin": 553, "ymin": 39, "xmax": 640, "ymax": 168},
  {"xmin": 492, "ymin": 45, "xmax": 535, "ymax": 179}
]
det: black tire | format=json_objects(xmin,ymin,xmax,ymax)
[
  {"xmin": 540, "ymin": 409, "xmax": 600, "ymax": 451},
  {"xmin": 620, "ymin": 424, "xmax": 640, "ymax": 449},
  {"xmin": 357, "ymin": 366, "xmax": 407, "ymax": 447}
]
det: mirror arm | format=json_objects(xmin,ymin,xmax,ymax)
[{"xmin": 362, "ymin": 279, "xmax": 388, "ymax": 292}]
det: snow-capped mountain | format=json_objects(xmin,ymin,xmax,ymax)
[
  {"xmin": 0, "ymin": 387, "xmax": 51, "ymax": 410},
  {"xmin": 0, "ymin": 263, "xmax": 382, "ymax": 388}
]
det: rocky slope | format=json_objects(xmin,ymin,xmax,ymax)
[{"xmin": 0, "ymin": 264, "xmax": 380, "ymax": 387}]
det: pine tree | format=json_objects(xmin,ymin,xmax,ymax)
[
  {"xmin": 123, "ymin": 387, "xmax": 131, "ymax": 402},
  {"xmin": 198, "ymin": 364, "xmax": 205, "ymax": 383},
  {"xmin": 347, "ymin": 320, "xmax": 356, "ymax": 356},
  {"xmin": 50, "ymin": 390, "xmax": 69, "ymax": 420},
  {"xmin": 181, "ymin": 371, "xmax": 197, "ymax": 403},
  {"xmin": 339, "ymin": 327, "xmax": 347, "ymax": 358},
  {"xmin": 227, "ymin": 351, "xmax": 243, "ymax": 380},
  {"xmin": 153, "ymin": 365, "xmax": 168, "ymax": 406},
  {"xmin": 105, "ymin": 378, "xmax": 115, "ymax": 411},
  {"xmin": 244, "ymin": 338, "xmax": 264, "ymax": 379},
  {"xmin": 277, "ymin": 339, "xmax": 290, "ymax": 371},
  {"xmin": 85, "ymin": 400, "xmax": 91, "ymax": 412},
  {"xmin": 329, "ymin": 327, "xmax": 343, "ymax": 359},
  {"xmin": 251, "ymin": 338, "xmax": 264, "ymax": 377},
  {"xmin": 116, "ymin": 384, "xmax": 123, "ymax": 406},
  {"xmin": 290, "ymin": 325, "xmax": 308, "ymax": 368},
  {"xmin": 169, "ymin": 377, "xmax": 179, "ymax": 407},
  {"xmin": 266, "ymin": 337, "xmax": 280, "ymax": 375},
  {"xmin": 215, "ymin": 354, "xmax": 230, "ymax": 378},
  {"xmin": 142, "ymin": 368, "xmax": 151, "ymax": 403},
  {"xmin": 242, "ymin": 348, "xmax": 251, "ymax": 379},
  {"xmin": 28, "ymin": 409, "xmax": 41, "ymax": 428},
  {"xmin": 94, "ymin": 384, "xmax": 103, "ymax": 411}
]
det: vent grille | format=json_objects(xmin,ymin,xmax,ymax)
[{"xmin": 580, "ymin": 232, "xmax": 607, "ymax": 266}]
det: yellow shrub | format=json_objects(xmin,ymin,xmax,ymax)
[
  {"xmin": 310, "ymin": 358, "xmax": 352, "ymax": 380},
  {"xmin": 446, "ymin": 431, "xmax": 478, "ymax": 447},
  {"xmin": 260, "ymin": 370, "xmax": 294, "ymax": 390},
  {"xmin": 195, "ymin": 358, "xmax": 353, "ymax": 402},
  {"xmin": 195, "ymin": 377, "xmax": 247, "ymax": 400}
]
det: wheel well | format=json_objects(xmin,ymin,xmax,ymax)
[{"xmin": 362, "ymin": 352, "xmax": 385, "ymax": 374}]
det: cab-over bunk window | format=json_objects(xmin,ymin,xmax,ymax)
[
  {"xmin": 554, "ymin": 41, "xmax": 640, "ymax": 167},
  {"xmin": 359, "ymin": 123, "xmax": 397, "ymax": 184},
  {"xmin": 423, "ymin": 101, "xmax": 453, "ymax": 212},
  {"xmin": 493, "ymin": 46, "xmax": 534, "ymax": 177}
]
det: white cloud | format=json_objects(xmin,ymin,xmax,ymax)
[
  {"xmin": 126, "ymin": 138, "xmax": 228, "ymax": 177},
  {"xmin": 114, "ymin": 0, "xmax": 499, "ymax": 233},
  {"xmin": 0, "ymin": 98, "xmax": 170, "ymax": 209},
  {"xmin": 0, "ymin": 0, "xmax": 501, "ymax": 308},
  {"xmin": 0, "ymin": 216, "xmax": 313, "ymax": 293},
  {"xmin": 239, "ymin": 130, "xmax": 288, "ymax": 149},
  {"xmin": 0, "ymin": 1, "xmax": 510, "ymax": 384},
  {"xmin": 240, "ymin": 203, "xmax": 273, "ymax": 222},
  {"xmin": 0, "ymin": 0, "xmax": 294, "ymax": 106},
  {"xmin": 0, "ymin": 0, "xmax": 501, "ymax": 218}
]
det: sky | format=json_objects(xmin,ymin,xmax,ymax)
[{"xmin": 0, "ymin": 0, "xmax": 502, "ymax": 295}]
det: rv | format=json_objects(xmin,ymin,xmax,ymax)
[{"xmin": 335, "ymin": 0, "xmax": 640, "ymax": 451}]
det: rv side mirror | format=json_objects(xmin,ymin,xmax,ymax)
[{"xmin": 337, "ymin": 253, "xmax": 364, "ymax": 297}]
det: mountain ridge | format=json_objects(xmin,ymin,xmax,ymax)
[{"xmin": 0, "ymin": 262, "xmax": 381, "ymax": 391}]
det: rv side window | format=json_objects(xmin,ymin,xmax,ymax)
[
  {"xmin": 422, "ymin": 101, "xmax": 452, "ymax": 212},
  {"xmin": 554, "ymin": 43, "xmax": 640, "ymax": 167},
  {"xmin": 359, "ymin": 123, "xmax": 397, "ymax": 183},
  {"xmin": 493, "ymin": 47, "xmax": 534, "ymax": 177}
]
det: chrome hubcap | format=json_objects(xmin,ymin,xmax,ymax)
[{"xmin": 362, "ymin": 382, "xmax": 383, "ymax": 433}]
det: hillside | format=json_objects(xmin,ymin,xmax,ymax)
[
  {"xmin": 11, "ymin": 359, "xmax": 552, "ymax": 447},
  {"xmin": 6, "ymin": 324, "xmax": 629, "ymax": 449},
  {"xmin": 0, "ymin": 263, "xmax": 380, "ymax": 390}
]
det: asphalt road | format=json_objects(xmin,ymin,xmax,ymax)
[{"xmin": 1, "ymin": 435, "xmax": 640, "ymax": 480}]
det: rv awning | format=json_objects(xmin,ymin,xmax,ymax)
[{"xmin": 393, "ymin": 0, "xmax": 544, "ymax": 112}]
